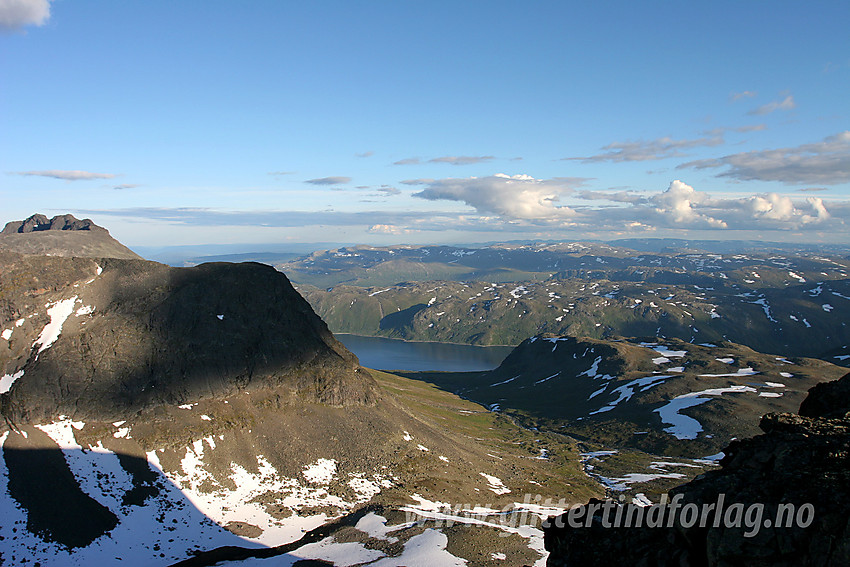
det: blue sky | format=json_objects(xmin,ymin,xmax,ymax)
[{"xmin": 2, "ymin": 1, "xmax": 849, "ymax": 248}]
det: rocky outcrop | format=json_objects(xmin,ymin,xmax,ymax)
[
  {"xmin": 0, "ymin": 214, "xmax": 141, "ymax": 259},
  {"xmin": 1, "ymin": 213, "xmax": 105, "ymax": 234},
  {"xmin": 543, "ymin": 372, "xmax": 850, "ymax": 566},
  {"xmin": 1, "ymin": 253, "xmax": 377, "ymax": 424}
]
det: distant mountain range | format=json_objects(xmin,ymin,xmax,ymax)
[{"xmin": 286, "ymin": 244, "xmax": 850, "ymax": 366}]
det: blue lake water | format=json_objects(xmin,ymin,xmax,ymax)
[{"xmin": 336, "ymin": 334, "xmax": 515, "ymax": 372}]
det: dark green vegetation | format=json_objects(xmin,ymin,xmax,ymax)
[{"xmin": 290, "ymin": 243, "xmax": 850, "ymax": 364}]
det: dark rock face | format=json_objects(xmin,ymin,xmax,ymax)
[
  {"xmin": 543, "ymin": 372, "xmax": 850, "ymax": 567},
  {"xmin": 1, "ymin": 213, "xmax": 104, "ymax": 234},
  {"xmin": 1, "ymin": 254, "xmax": 377, "ymax": 424},
  {"xmin": 798, "ymin": 375, "xmax": 850, "ymax": 419}
]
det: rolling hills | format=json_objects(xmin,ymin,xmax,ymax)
[{"xmin": 290, "ymin": 244, "xmax": 850, "ymax": 364}]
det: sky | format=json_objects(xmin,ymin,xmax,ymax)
[{"xmin": 1, "ymin": 0, "xmax": 849, "ymax": 249}]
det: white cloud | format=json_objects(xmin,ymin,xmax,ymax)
[
  {"xmin": 639, "ymin": 181, "xmax": 832, "ymax": 230},
  {"xmin": 649, "ymin": 180, "xmax": 727, "ymax": 228},
  {"xmin": 368, "ymin": 224, "xmax": 409, "ymax": 234},
  {"xmin": 678, "ymin": 131, "xmax": 850, "ymax": 185},
  {"xmin": 13, "ymin": 170, "xmax": 117, "ymax": 181},
  {"xmin": 304, "ymin": 176, "xmax": 352, "ymax": 185},
  {"xmin": 748, "ymin": 95, "xmax": 796, "ymax": 116},
  {"xmin": 0, "ymin": 0, "xmax": 50, "ymax": 31},
  {"xmin": 413, "ymin": 174, "xmax": 585, "ymax": 219},
  {"xmin": 564, "ymin": 135, "xmax": 724, "ymax": 163}
]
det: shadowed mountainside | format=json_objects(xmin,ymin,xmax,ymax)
[{"xmin": 0, "ymin": 252, "xmax": 374, "ymax": 424}]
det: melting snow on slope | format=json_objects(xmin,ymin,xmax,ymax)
[
  {"xmin": 698, "ymin": 367, "xmax": 759, "ymax": 377},
  {"xmin": 348, "ymin": 476, "xmax": 393, "ymax": 500},
  {"xmin": 34, "ymin": 297, "xmax": 78, "ymax": 354},
  {"xmin": 402, "ymin": 494, "xmax": 555, "ymax": 567},
  {"xmin": 652, "ymin": 346, "xmax": 687, "ymax": 358},
  {"xmin": 655, "ymin": 386, "xmax": 757, "ymax": 440},
  {"xmin": 0, "ymin": 370, "xmax": 25, "ymax": 394},
  {"xmin": 578, "ymin": 356, "xmax": 602, "ymax": 377},
  {"xmin": 156, "ymin": 448, "xmax": 349, "ymax": 546},
  {"xmin": 480, "ymin": 473, "xmax": 511, "ymax": 495},
  {"xmin": 589, "ymin": 376, "xmax": 671, "ymax": 415},
  {"xmin": 303, "ymin": 458, "xmax": 338, "ymax": 484},
  {"xmin": 0, "ymin": 424, "xmax": 261, "ymax": 566}
]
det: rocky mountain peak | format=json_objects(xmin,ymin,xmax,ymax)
[
  {"xmin": 1, "ymin": 213, "xmax": 106, "ymax": 235},
  {"xmin": 0, "ymin": 214, "xmax": 141, "ymax": 260}
]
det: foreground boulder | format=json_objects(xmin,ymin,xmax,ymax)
[{"xmin": 543, "ymin": 372, "xmax": 850, "ymax": 566}]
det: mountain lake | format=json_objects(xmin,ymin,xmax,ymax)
[{"xmin": 336, "ymin": 334, "xmax": 515, "ymax": 372}]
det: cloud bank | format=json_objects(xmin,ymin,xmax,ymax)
[
  {"xmin": 78, "ymin": 178, "xmax": 846, "ymax": 239},
  {"xmin": 564, "ymin": 135, "xmax": 724, "ymax": 163},
  {"xmin": 413, "ymin": 175, "xmax": 839, "ymax": 232},
  {"xmin": 679, "ymin": 131, "xmax": 850, "ymax": 185},
  {"xmin": 413, "ymin": 174, "xmax": 587, "ymax": 219}
]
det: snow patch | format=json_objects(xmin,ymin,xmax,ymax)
[
  {"xmin": 33, "ymin": 297, "xmax": 77, "ymax": 354},
  {"xmin": 303, "ymin": 458, "xmax": 337, "ymax": 484},
  {"xmin": 480, "ymin": 473, "xmax": 510, "ymax": 495},
  {"xmin": 655, "ymin": 385, "xmax": 757, "ymax": 440},
  {"xmin": 0, "ymin": 370, "xmax": 24, "ymax": 394}
]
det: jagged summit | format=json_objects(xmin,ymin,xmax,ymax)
[
  {"xmin": 0, "ymin": 213, "xmax": 141, "ymax": 259},
  {"xmin": 1, "ymin": 213, "xmax": 106, "ymax": 235}
]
